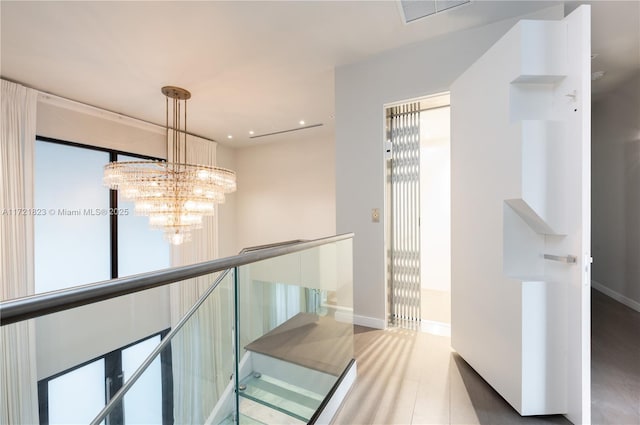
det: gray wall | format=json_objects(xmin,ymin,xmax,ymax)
[
  {"xmin": 335, "ymin": 6, "xmax": 563, "ymax": 326},
  {"xmin": 592, "ymin": 71, "xmax": 640, "ymax": 309}
]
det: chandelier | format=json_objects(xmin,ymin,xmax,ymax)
[{"xmin": 103, "ymin": 86, "xmax": 236, "ymax": 245}]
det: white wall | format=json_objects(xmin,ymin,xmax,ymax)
[
  {"xmin": 592, "ymin": 71, "xmax": 640, "ymax": 309},
  {"xmin": 420, "ymin": 107, "xmax": 451, "ymax": 292},
  {"xmin": 35, "ymin": 290, "xmax": 171, "ymax": 379},
  {"xmin": 235, "ymin": 134, "xmax": 336, "ymax": 252},
  {"xmin": 335, "ymin": 6, "xmax": 564, "ymax": 326},
  {"xmin": 37, "ymin": 98, "xmax": 166, "ymax": 158}
]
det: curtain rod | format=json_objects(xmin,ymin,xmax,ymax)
[{"xmin": 1, "ymin": 76, "xmax": 220, "ymax": 144}]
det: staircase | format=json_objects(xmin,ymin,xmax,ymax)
[
  {"xmin": 237, "ymin": 372, "xmax": 324, "ymax": 424},
  {"xmin": 212, "ymin": 313, "xmax": 355, "ymax": 424},
  {"xmin": 216, "ymin": 359, "xmax": 331, "ymax": 424}
]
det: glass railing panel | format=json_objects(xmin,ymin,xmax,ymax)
[
  {"xmin": 25, "ymin": 285, "xmax": 171, "ymax": 425},
  {"xmin": 1, "ymin": 235, "xmax": 354, "ymax": 425},
  {"xmin": 166, "ymin": 271, "xmax": 236, "ymax": 425},
  {"xmin": 49, "ymin": 355, "xmax": 106, "ymax": 424},
  {"xmin": 91, "ymin": 270, "xmax": 237, "ymax": 425},
  {"xmin": 121, "ymin": 335, "xmax": 163, "ymax": 424},
  {"xmin": 236, "ymin": 239, "xmax": 354, "ymax": 424}
]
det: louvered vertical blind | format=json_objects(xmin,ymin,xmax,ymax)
[{"xmin": 389, "ymin": 102, "xmax": 421, "ymax": 323}]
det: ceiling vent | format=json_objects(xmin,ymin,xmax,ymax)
[
  {"xmin": 249, "ymin": 123, "xmax": 323, "ymax": 140},
  {"xmin": 399, "ymin": 0, "xmax": 471, "ymax": 24}
]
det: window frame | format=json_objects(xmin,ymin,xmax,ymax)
[{"xmin": 37, "ymin": 329, "xmax": 173, "ymax": 425}]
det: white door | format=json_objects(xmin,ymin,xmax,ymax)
[{"xmin": 450, "ymin": 5, "xmax": 591, "ymax": 424}]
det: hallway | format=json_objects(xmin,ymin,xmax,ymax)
[
  {"xmin": 333, "ymin": 326, "xmax": 570, "ymax": 425},
  {"xmin": 334, "ymin": 290, "xmax": 640, "ymax": 424}
]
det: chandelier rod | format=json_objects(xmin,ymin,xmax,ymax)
[
  {"xmin": 184, "ymin": 96, "xmax": 187, "ymax": 163},
  {"xmin": 163, "ymin": 86, "xmax": 192, "ymax": 166},
  {"xmin": 174, "ymin": 96, "xmax": 178, "ymax": 164},
  {"xmin": 165, "ymin": 94, "xmax": 170, "ymax": 164}
]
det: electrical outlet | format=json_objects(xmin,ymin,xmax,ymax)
[{"xmin": 372, "ymin": 208, "xmax": 380, "ymax": 223}]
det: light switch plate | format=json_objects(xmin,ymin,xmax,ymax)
[{"xmin": 372, "ymin": 208, "xmax": 380, "ymax": 223}]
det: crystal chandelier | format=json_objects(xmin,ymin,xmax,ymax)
[{"xmin": 103, "ymin": 86, "xmax": 236, "ymax": 245}]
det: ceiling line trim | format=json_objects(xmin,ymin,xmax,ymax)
[
  {"xmin": 249, "ymin": 123, "xmax": 323, "ymax": 139},
  {"xmin": 37, "ymin": 91, "xmax": 166, "ymax": 136},
  {"xmin": 1, "ymin": 77, "xmax": 219, "ymax": 144}
]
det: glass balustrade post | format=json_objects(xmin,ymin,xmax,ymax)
[
  {"xmin": 233, "ymin": 266, "xmax": 240, "ymax": 424},
  {"xmin": 233, "ymin": 240, "xmax": 355, "ymax": 423}
]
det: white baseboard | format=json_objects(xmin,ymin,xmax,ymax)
[
  {"xmin": 591, "ymin": 280, "xmax": 640, "ymax": 313},
  {"xmin": 313, "ymin": 361, "xmax": 357, "ymax": 425},
  {"xmin": 331, "ymin": 306, "xmax": 354, "ymax": 325},
  {"xmin": 421, "ymin": 319, "xmax": 451, "ymax": 337},
  {"xmin": 353, "ymin": 314, "xmax": 386, "ymax": 329}
]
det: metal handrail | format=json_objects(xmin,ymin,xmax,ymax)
[
  {"xmin": 91, "ymin": 267, "xmax": 231, "ymax": 425},
  {"xmin": 91, "ymin": 241, "xmax": 302, "ymax": 425},
  {"xmin": 90, "ymin": 235, "xmax": 348, "ymax": 424},
  {"xmin": 0, "ymin": 233, "xmax": 353, "ymax": 326},
  {"xmin": 240, "ymin": 239, "xmax": 304, "ymax": 253}
]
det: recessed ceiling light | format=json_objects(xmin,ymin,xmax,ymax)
[
  {"xmin": 227, "ymin": 134, "xmax": 233, "ymax": 139},
  {"xmin": 299, "ymin": 120, "xmax": 305, "ymax": 126},
  {"xmin": 249, "ymin": 130, "xmax": 254, "ymax": 135}
]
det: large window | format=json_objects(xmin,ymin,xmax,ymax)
[
  {"xmin": 38, "ymin": 332, "xmax": 172, "ymax": 425},
  {"xmin": 34, "ymin": 140, "xmax": 111, "ymax": 292},
  {"xmin": 34, "ymin": 137, "xmax": 172, "ymax": 424},
  {"xmin": 116, "ymin": 154, "xmax": 169, "ymax": 277},
  {"xmin": 34, "ymin": 137, "xmax": 170, "ymax": 292}
]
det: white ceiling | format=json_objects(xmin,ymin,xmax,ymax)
[{"xmin": 1, "ymin": 1, "xmax": 638, "ymax": 148}]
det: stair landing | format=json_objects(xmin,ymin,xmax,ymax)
[{"xmin": 245, "ymin": 312, "xmax": 352, "ymax": 376}]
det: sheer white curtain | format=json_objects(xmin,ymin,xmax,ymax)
[
  {"xmin": 272, "ymin": 283, "xmax": 303, "ymax": 327},
  {"xmin": 1, "ymin": 79, "xmax": 39, "ymax": 423},
  {"xmin": 169, "ymin": 133, "xmax": 220, "ymax": 320},
  {"xmin": 169, "ymin": 134, "xmax": 228, "ymax": 423}
]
